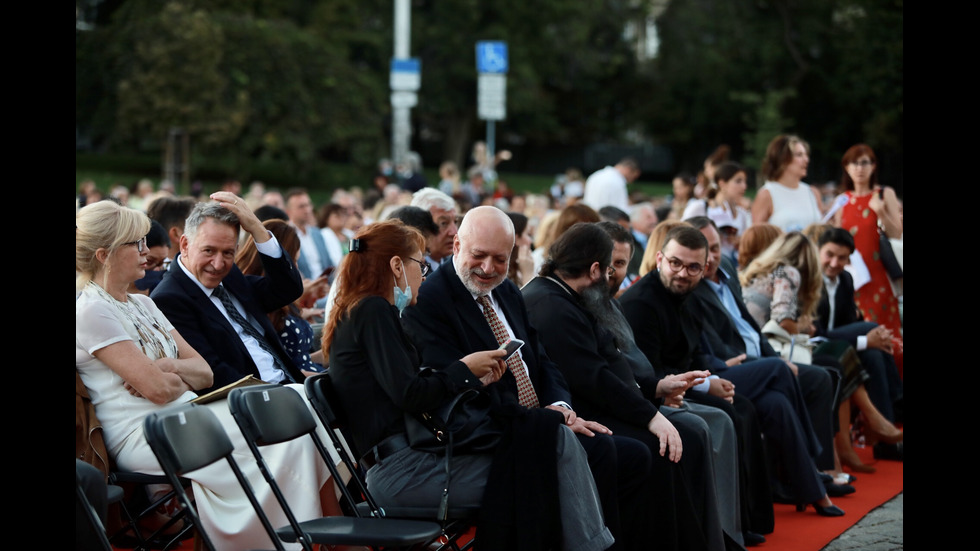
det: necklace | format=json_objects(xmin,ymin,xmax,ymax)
[{"xmin": 87, "ymin": 282, "xmax": 178, "ymax": 360}]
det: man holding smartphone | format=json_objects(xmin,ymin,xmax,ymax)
[{"xmin": 402, "ymin": 207, "xmax": 708, "ymax": 551}]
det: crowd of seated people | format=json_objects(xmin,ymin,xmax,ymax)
[{"xmin": 76, "ymin": 143, "xmax": 902, "ymax": 549}]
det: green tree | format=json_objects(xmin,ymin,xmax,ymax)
[{"xmin": 642, "ymin": 0, "xmax": 902, "ymax": 191}]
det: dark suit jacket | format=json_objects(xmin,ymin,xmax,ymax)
[
  {"xmin": 151, "ymin": 250, "xmax": 305, "ymax": 393},
  {"xmin": 689, "ymin": 257, "xmax": 779, "ymax": 361},
  {"xmin": 521, "ymin": 276, "xmax": 660, "ymax": 427},
  {"xmin": 813, "ymin": 269, "xmax": 877, "ymax": 345},
  {"xmin": 401, "ymin": 259, "xmax": 573, "ymax": 408},
  {"xmin": 618, "ymin": 270, "xmax": 720, "ymax": 377}
]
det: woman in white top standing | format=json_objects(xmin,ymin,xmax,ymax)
[
  {"xmin": 752, "ymin": 134, "xmax": 825, "ymax": 232},
  {"xmin": 702, "ymin": 161, "xmax": 753, "ymax": 263}
]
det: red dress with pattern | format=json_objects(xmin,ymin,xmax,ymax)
[{"xmin": 840, "ymin": 192, "xmax": 902, "ymax": 336}]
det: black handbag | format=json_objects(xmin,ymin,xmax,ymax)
[
  {"xmin": 877, "ymin": 221, "xmax": 903, "ymax": 280},
  {"xmin": 405, "ymin": 388, "xmax": 502, "ymax": 455},
  {"xmin": 403, "ymin": 388, "xmax": 502, "ymax": 521}
]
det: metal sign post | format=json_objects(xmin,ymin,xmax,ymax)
[
  {"xmin": 476, "ymin": 41, "xmax": 508, "ymax": 163},
  {"xmin": 390, "ymin": 0, "xmax": 418, "ymax": 165},
  {"xmin": 390, "ymin": 57, "xmax": 421, "ymax": 165}
]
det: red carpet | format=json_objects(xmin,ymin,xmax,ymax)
[
  {"xmin": 117, "ymin": 445, "xmax": 902, "ymax": 551},
  {"xmin": 759, "ymin": 445, "xmax": 903, "ymax": 550}
]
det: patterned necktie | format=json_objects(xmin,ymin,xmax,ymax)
[
  {"xmin": 476, "ymin": 295, "xmax": 539, "ymax": 408},
  {"xmin": 212, "ymin": 285, "xmax": 288, "ymax": 378}
]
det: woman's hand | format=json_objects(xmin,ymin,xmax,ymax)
[
  {"xmin": 303, "ymin": 275, "xmax": 330, "ymax": 301},
  {"xmin": 869, "ymin": 185, "xmax": 885, "ymax": 215},
  {"xmin": 461, "ymin": 349, "xmax": 507, "ymax": 385},
  {"xmin": 516, "ymin": 243, "xmax": 534, "ymax": 285}
]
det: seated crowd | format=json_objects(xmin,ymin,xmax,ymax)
[{"xmin": 76, "ymin": 139, "xmax": 903, "ymax": 551}]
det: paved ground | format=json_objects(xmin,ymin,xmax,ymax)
[{"xmin": 820, "ymin": 492, "xmax": 903, "ymax": 550}]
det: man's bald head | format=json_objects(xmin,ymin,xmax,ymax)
[
  {"xmin": 453, "ymin": 206, "xmax": 515, "ymax": 296},
  {"xmin": 457, "ymin": 206, "xmax": 515, "ymax": 244}
]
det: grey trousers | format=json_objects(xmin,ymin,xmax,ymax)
[
  {"xmin": 662, "ymin": 402, "xmax": 742, "ymax": 549},
  {"xmin": 367, "ymin": 424, "xmax": 614, "ymax": 551}
]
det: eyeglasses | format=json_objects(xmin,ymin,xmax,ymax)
[
  {"xmin": 661, "ymin": 255, "xmax": 703, "ymax": 276},
  {"xmin": 124, "ymin": 236, "xmax": 147, "ymax": 253},
  {"xmin": 849, "ymin": 160, "xmax": 874, "ymax": 167},
  {"xmin": 408, "ymin": 257, "xmax": 431, "ymax": 277}
]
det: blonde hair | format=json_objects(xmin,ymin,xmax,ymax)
[
  {"xmin": 533, "ymin": 210, "xmax": 561, "ymax": 253},
  {"xmin": 76, "ymin": 201, "xmax": 151, "ymax": 290},
  {"xmin": 639, "ymin": 220, "xmax": 689, "ymax": 277},
  {"xmin": 739, "ymin": 231, "xmax": 822, "ymax": 318}
]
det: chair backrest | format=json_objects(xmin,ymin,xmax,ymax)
[
  {"xmin": 303, "ymin": 373, "xmax": 480, "ymax": 550},
  {"xmin": 228, "ymin": 384, "xmax": 355, "ymax": 549},
  {"xmin": 143, "ymin": 402, "xmax": 286, "ymax": 551},
  {"xmin": 76, "ymin": 461, "xmax": 114, "ymax": 551},
  {"xmin": 303, "ymin": 373, "xmax": 385, "ymax": 517}
]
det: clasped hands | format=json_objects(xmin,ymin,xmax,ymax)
[{"xmin": 867, "ymin": 325, "xmax": 897, "ymax": 354}]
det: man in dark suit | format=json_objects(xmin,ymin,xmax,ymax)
[
  {"xmin": 152, "ymin": 193, "xmax": 306, "ymax": 393},
  {"xmin": 619, "ymin": 224, "xmax": 844, "ymax": 516},
  {"xmin": 522, "ymin": 221, "xmax": 744, "ymax": 550},
  {"xmin": 284, "ymin": 187, "xmax": 334, "ymax": 281},
  {"xmin": 402, "ymin": 207, "xmax": 702, "ymax": 551},
  {"xmin": 684, "ymin": 217, "xmax": 839, "ymax": 478},
  {"xmin": 814, "ymin": 227, "xmax": 903, "ymax": 425}
]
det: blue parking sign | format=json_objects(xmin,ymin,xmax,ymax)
[{"xmin": 476, "ymin": 41, "xmax": 508, "ymax": 74}]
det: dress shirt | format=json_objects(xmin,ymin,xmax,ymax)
[
  {"xmin": 295, "ymin": 223, "xmax": 326, "ymax": 276},
  {"xmin": 822, "ymin": 274, "xmax": 867, "ymax": 350},
  {"xmin": 708, "ymin": 267, "xmax": 762, "ymax": 357},
  {"xmin": 176, "ymin": 232, "xmax": 287, "ymax": 383}
]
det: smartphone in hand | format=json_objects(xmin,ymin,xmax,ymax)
[
  {"xmin": 499, "ymin": 339, "xmax": 525, "ymax": 361},
  {"xmin": 320, "ymin": 266, "xmax": 336, "ymax": 279}
]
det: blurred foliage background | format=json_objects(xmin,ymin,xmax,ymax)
[{"xmin": 76, "ymin": 0, "xmax": 902, "ymax": 197}]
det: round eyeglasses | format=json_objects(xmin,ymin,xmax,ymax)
[{"xmin": 662, "ymin": 255, "xmax": 703, "ymax": 276}]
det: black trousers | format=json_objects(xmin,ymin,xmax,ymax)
[
  {"xmin": 577, "ymin": 432, "xmax": 710, "ymax": 551},
  {"xmin": 689, "ymin": 392, "xmax": 775, "ymax": 535}
]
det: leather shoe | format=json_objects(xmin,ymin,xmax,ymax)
[
  {"xmin": 824, "ymin": 481, "xmax": 856, "ymax": 497},
  {"xmin": 873, "ymin": 441, "xmax": 903, "ymax": 461},
  {"xmin": 743, "ymin": 531, "xmax": 766, "ymax": 546},
  {"xmin": 796, "ymin": 502, "xmax": 846, "ymax": 517}
]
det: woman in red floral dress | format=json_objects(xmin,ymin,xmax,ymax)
[{"xmin": 834, "ymin": 144, "xmax": 903, "ymax": 371}]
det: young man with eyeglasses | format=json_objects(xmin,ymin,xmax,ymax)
[{"xmin": 620, "ymin": 225, "xmax": 843, "ymax": 517}]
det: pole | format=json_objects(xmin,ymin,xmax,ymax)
[
  {"xmin": 392, "ymin": 0, "xmax": 411, "ymax": 165},
  {"xmin": 486, "ymin": 121, "xmax": 495, "ymax": 169}
]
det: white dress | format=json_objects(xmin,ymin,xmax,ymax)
[
  {"xmin": 76, "ymin": 284, "xmax": 336, "ymax": 551},
  {"xmin": 762, "ymin": 181, "xmax": 822, "ymax": 232}
]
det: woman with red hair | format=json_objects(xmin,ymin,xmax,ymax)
[{"xmin": 832, "ymin": 144, "xmax": 903, "ymax": 344}]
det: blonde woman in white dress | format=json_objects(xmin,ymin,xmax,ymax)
[{"xmin": 76, "ymin": 200, "xmax": 342, "ymax": 551}]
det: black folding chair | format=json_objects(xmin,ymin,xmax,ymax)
[
  {"xmin": 142, "ymin": 402, "xmax": 284, "ymax": 551},
  {"xmin": 228, "ymin": 384, "xmax": 445, "ymax": 551},
  {"xmin": 303, "ymin": 373, "xmax": 479, "ymax": 551},
  {"xmin": 76, "ymin": 460, "xmax": 122, "ymax": 551},
  {"xmin": 106, "ymin": 469, "xmax": 195, "ymax": 550}
]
